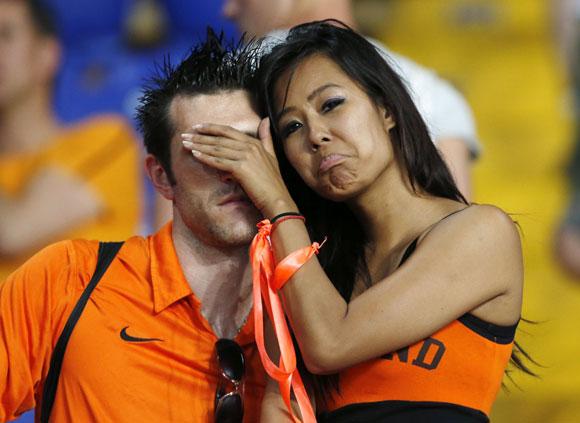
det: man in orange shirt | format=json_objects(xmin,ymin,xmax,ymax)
[{"xmin": 0, "ymin": 30, "xmax": 265, "ymax": 422}]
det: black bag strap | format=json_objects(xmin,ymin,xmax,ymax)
[{"xmin": 40, "ymin": 241, "xmax": 124, "ymax": 423}]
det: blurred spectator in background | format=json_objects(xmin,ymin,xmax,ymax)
[
  {"xmin": 554, "ymin": 0, "xmax": 580, "ymax": 278},
  {"xmin": 222, "ymin": 0, "xmax": 481, "ymax": 201},
  {"xmin": 0, "ymin": 0, "xmax": 142, "ymax": 281}
]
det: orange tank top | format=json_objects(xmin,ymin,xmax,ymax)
[
  {"xmin": 321, "ymin": 313, "xmax": 516, "ymax": 420},
  {"xmin": 319, "ymin": 209, "xmax": 517, "ymax": 421}
]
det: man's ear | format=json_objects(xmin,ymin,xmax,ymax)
[
  {"xmin": 37, "ymin": 36, "xmax": 61, "ymax": 83},
  {"xmin": 145, "ymin": 154, "xmax": 174, "ymax": 201}
]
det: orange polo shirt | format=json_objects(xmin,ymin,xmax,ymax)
[{"xmin": 0, "ymin": 223, "xmax": 265, "ymax": 422}]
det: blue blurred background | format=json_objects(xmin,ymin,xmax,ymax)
[{"xmin": 48, "ymin": 0, "xmax": 237, "ymax": 126}]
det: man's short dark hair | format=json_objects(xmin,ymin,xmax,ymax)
[
  {"xmin": 136, "ymin": 28, "xmax": 257, "ymax": 184},
  {"xmin": 27, "ymin": 0, "xmax": 58, "ymax": 37}
]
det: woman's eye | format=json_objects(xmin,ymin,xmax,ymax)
[
  {"xmin": 322, "ymin": 97, "xmax": 344, "ymax": 113},
  {"xmin": 281, "ymin": 121, "xmax": 303, "ymax": 138}
]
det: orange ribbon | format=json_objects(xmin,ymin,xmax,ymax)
[{"xmin": 250, "ymin": 219, "xmax": 321, "ymax": 423}]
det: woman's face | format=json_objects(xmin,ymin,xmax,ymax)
[{"xmin": 273, "ymin": 54, "xmax": 396, "ymax": 202}]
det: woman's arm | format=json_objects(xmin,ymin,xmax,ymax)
[
  {"xmin": 269, "ymin": 204, "xmax": 522, "ymax": 374},
  {"xmin": 261, "ymin": 378, "xmax": 295, "ymax": 422},
  {"xmin": 180, "ymin": 124, "xmax": 523, "ymax": 374}
]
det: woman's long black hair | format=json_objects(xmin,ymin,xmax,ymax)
[{"xmin": 255, "ymin": 20, "xmax": 535, "ymax": 405}]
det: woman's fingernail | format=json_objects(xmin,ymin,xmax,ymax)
[
  {"xmin": 191, "ymin": 149, "xmax": 202, "ymax": 157},
  {"xmin": 182, "ymin": 140, "xmax": 194, "ymax": 148},
  {"xmin": 192, "ymin": 124, "xmax": 204, "ymax": 131},
  {"xmin": 181, "ymin": 133, "xmax": 193, "ymax": 139}
]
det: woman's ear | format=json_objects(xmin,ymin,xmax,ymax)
[
  {"xmin": 382, "ymin": 108, "xmax": 396, "ymax": 131},
  {"xmin": 145, "ymin": 154, "xmax": 175, "ymax": 201}
]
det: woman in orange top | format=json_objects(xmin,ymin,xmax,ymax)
[{"xmin": 181, "ymin": 22, "xmax": 528, "ymax": 422}]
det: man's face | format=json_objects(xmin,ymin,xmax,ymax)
[
  {"xmin": 0, "ymin": 1, "xmax": 51, "ymax": 108},
  {"xmin": 222, "ymin": 0, "xmax": 296, "ymax": 38},
  {"xmin": 167, "ymin": 90, "xmax": 262, "ymax": 248}
]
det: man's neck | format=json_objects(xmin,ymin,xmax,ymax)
[
  {"xmin": 172, "ymin": 216, "xmax": 253, "ymax": 339},
  {"xmin": 0, "ymin": 92, "xmax": 60, "ymax": 155}
]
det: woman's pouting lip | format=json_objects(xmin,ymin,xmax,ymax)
[{"xmin": 319, "ymin": 153, "xmax": 347, "ymax": 174}]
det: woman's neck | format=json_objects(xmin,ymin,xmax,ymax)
[{"xmin": 349, "ymin": 165, "xmax": 461, "ymax": 255}]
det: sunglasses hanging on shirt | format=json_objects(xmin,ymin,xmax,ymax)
[{"xmin": 214, "ymin": 338, "xmax": 245, "ymax": 423}]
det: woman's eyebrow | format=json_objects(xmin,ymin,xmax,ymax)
[
  {"xmin": 307, "ymin": 83, "xmax": 341, "ymax": 101},
  {"xmin": 276, "ymin": 83, "xmax": 342, "ymax": 122}
]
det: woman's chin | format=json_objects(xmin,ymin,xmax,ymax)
[{"xmin": 316, "ymin": 183, "xmax": 359, "ymax": 202}]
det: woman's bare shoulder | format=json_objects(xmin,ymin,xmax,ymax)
[
  {"xmin": 416, "ymin": 203, "xmax": 523, "ymax": 292},
  {"xmin": 429, "ymin": 203, "xmax": 521, "ymax": 247}
]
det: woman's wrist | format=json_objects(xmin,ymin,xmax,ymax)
[
  {"xmin": 262, "ymin": 197, "xmax": 299, "ymax": 221},
  {"xmin": 271, "ymin": 212, "xmax": 304, "ymax": 225}
]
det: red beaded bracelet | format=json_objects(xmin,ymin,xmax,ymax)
[
  {"xmin": 270, "ymin": 212, "xmax": 305, "ymax": 232},
  {"xmin": 272, "ymin": 214, "xmax": 305, "ymax": 230}
]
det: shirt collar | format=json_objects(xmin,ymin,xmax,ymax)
[
  {"xmin": 148, "ymin": 222, "xmax": 257, "ymax": 345},
  {"xmin": 150, "ymin": 222, "xmax": 193, "ymax": 314}
]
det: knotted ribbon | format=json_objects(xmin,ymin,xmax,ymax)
[{"xmin": 250, "ymin": 219, "xmax": 323, "ymax": 423}]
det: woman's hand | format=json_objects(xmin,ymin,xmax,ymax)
[{"xmin": 181, "ymin": 118, "xmax": 297, "ymax": 217}]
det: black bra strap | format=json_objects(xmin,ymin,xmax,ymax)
[
  {"xmin": 399, "ymin": 238, "xmax": 418, "ymax": 267},
  {"xmin": 398, "ymin": 207, "xmax": 470, "ymax": 268},
  {"xmin": 437, "ymin": 207, "xmax": 469, "ymax": 223},
  {"xmin": 40, "ymin": 241, "xmax": 124, "ymax": 423}
]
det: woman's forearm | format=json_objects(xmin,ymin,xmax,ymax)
[{"xmin": 269, "ymin": 217, "xmax": 349, "ymax": 373}]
